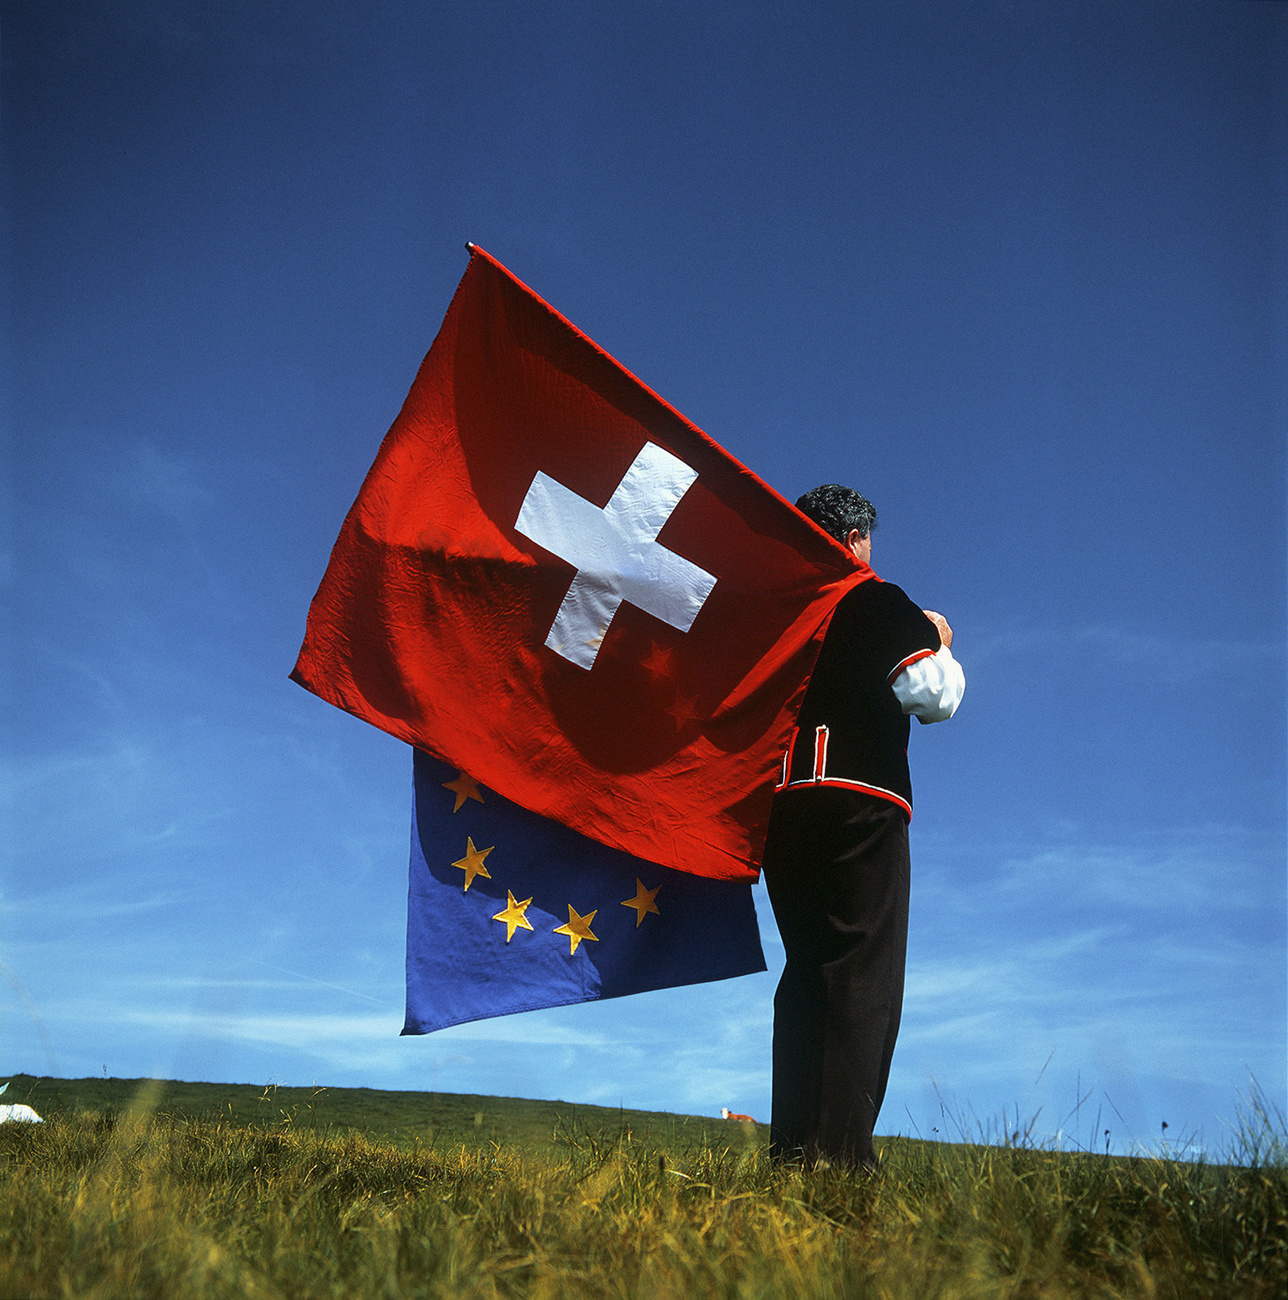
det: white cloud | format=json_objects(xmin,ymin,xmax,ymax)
[{"xmin": 115, "ymin": 1005, "xmax": 403, "ymax": 1047}]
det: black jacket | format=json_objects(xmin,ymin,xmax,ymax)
[{"xmin": 776, "ymin": 577, "xmax": 941, "ymax": 818}]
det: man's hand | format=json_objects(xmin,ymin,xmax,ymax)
[{"xmin": 923, "ymin": 610, "xmax": 953, "ymax": 649}]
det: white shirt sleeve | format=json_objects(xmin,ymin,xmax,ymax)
[{"xmin": 890, "ymin": 644, "xmax": 965, "ymax": 723}]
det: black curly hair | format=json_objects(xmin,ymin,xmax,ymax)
[{"xmin": 794, "ymin": 484, "xmax": 878, "ymax": 544}]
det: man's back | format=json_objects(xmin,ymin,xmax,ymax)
[{"xmin": 780, "ymin": 577, "xmax": 943, "ymax": 816}]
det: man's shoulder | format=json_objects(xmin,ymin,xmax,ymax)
[
  {"xmin": 836, "ymin": 575, "xmax": 921, "ymax": 616},
  {"xmin": 828, "ymin": 575, "xmax": 937, "ymax": 652}
]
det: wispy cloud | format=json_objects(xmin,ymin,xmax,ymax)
[
  {"xmin": 967, "ymin": 621, "xmax": 1281, "ymax": 685},
  {"xmin": 879, "ymin": 813, "xmax": 1286, "ymax": 1151},
  {"xmin": 115, "ymin": 1007, "xmax": 404, "ymax": 1047},
  {"xmin": 128, "ymin": 440, "xmax": 218, "ymax": 528},
  {"xmin": 435, "ymin": 1017, "xmax": 649, "ymax": 1051},
  {"xmin": 241, "ymin": 960, "xmax": 391, "ymax": 1008},
  {"xmin": 914, "ymin": 821, "xmax": 1283, "ymax": 922},
  {"xmin": 1, "ymin": 886, "xmax": 188, "ymax": 923}
]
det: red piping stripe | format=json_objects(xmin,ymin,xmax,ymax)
[
  {"xmin": 887, "ymin": 647, "xmax": 937, "ymax": 684},
  {"xmin": 813, "ymin": 725, "xmax": 829, "ymax": 782},
  {"xmin": 776, "ymin": 777, "xmax": 913, "ymax": 821}
]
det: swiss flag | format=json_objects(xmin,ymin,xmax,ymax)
[{"xmin": 291, "ymin": 245, "xmax": 867, "ymax": 881}]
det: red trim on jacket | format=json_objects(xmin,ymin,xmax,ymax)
[
  {"xmin": 812, "ymin": 725, "xmax": 829, "ymax": 782},
  {"xmin": 886, "ymin": 646, "xmax": 937, "ymax": 684},
  {"xmin": 775, "ymin": 776, "xmax": 913, "ymax": 822}
]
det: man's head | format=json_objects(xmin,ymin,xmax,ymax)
[{"xmin": 795, "ymin": 484, "xmax": 877, "ymax": 564}]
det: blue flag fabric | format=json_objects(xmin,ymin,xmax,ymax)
[{"xmin": 403, "ymin": 749, "xmax": 767, "ymax": 1034}]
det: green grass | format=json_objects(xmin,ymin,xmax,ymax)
[
  {"xmin": 1, "ymin": 1073, "xmax": 740, "ymax": 1153},
  {"xmin": 0, "ymin": 1075, "xmax": 1284, "ymax": 1298}
]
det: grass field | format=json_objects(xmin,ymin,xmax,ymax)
[
  {"xmin": 2, "ymin": 1074, "xmax": 734, "ymax": 1155},
  {"xmin": 1, "ymin": 1074, "xmax": 1284, "ymax": 1298}
]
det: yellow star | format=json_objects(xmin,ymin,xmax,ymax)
[
  {"xmin": 667, "ymin": 689, "xmax": 701, "ymax": 730},
  {"xmin": 553, "ymin": 904, "xmax": 599, "ymax": 955},
  {"xmin": 442, "ymin": 771, "xmax": 484, "ymax": 813},
  {"xmin": 621, "ymin": 879, "xmax": 661, "ymax": 927},
  {"xmin": 452, "ymin": 837, "xmax": 493, "ymax": 891},
  {"xmin": 641, "ymin": 642, "xmax": 673, "ymax": 680},
  {"xmin": 493, "ymin": 890, "xmax": 534, "ymax": 943}
]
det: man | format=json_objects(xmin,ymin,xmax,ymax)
[{"xmin": 762, "ymin": 483, "xmax": 965, "ymax": 1169}]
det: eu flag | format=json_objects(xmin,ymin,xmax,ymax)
[{"xmin": 403, "ymin": 749, "xmax": 766, "ymax": 1034}]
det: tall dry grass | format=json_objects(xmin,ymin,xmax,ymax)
[{"xmin": 0, "ymin": 1088, "xmax": 1283, "ymax": 1298}]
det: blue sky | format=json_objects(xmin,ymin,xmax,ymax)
[{"xmin": 3, "ymin": 0, "xmax": 1284, "ymax": 1158}]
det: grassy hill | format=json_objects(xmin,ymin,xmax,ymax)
[
  {"xmin": 1, "ymin": 1072, "xmax": 757, "ymax": 1154},
  {"xmin": 2, "ymin": 1073, "xmax": 1283, "ymax": 1297}
]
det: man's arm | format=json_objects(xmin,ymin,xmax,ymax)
[{"xmin": 890, "ymin": 612, "xmax": 964, "ymax": 723}]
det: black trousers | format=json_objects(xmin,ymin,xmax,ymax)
[{"xmin": 761, "ymin": 787, "xmax": 910, "ymax": 1168}]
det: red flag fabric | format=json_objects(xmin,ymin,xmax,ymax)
[{"xmin": 291, "ymin": 245, "xmax": 869, "ymax": 882}]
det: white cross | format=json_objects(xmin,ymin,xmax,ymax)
[{"xmin": 514, "ymin": 442, "xmax": 718, "ymax": 670}]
